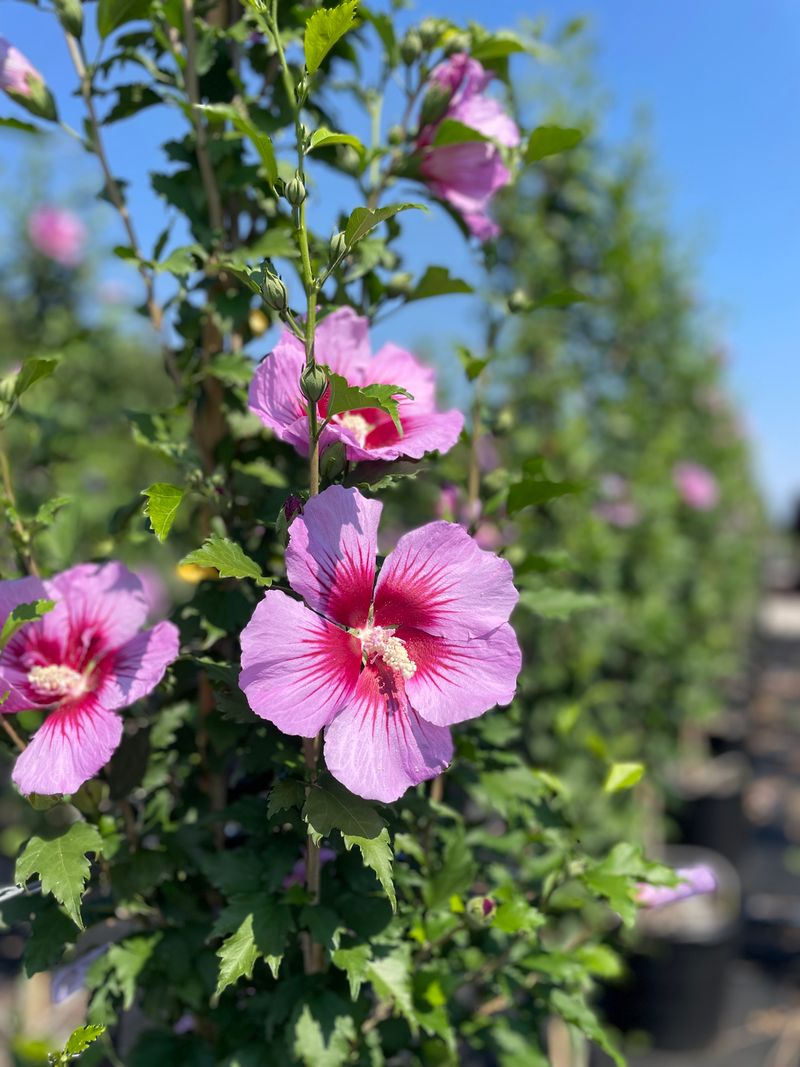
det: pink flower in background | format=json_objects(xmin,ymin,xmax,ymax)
[
  {"xmin": 0, "ymin": 37, "xmax": 40, "ymax": 98},
  {"xmin": 636, "ymin": 866, "xmax": 717, "ymax": 909},
  {"xmin": 0, "ymin": 563, "xmax": 179, "ymax": 795},
  {"xmin": 249, "ymin": 307, "xmax": 463, "ymax": 463},
  {"xmin": 27, "ymin": 207, "xmax": 86, "ymax": 267},
  {"xmin": 417, "ymin": 54, "xmax": 520, "ymax": 241},
  {"xmin": 240, "ymin": 486, "xmax": 521, "ymax": 802},
  {"xmin": 674, "ymin": 462, "xmax": 719, "ymax": 511},
  {"xmin": 594, "ymin": 474, "xmax": 640, "ymax": 528},
  {"xmin": 437, "ymin": 483, "xmax": 503, "ymax": 550},
  {"xmin": 282, "ymin": 846, "xmax": 336, "ymax": 889}
]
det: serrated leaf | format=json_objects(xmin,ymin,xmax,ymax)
[
  {"xmin": 197, "ymin": 103, "xmax": 278, "ymax": 186},
  {"xmin": 550, "ymin": 989, "xmax": 624, "ymax": 1067},
  {"xmin": 303, "ymin": 775, "xmax": 385, "ymax": 841},
  {"xmin": 518, "ymin": 588, "xmax": 603, "ymax": 621},
  {"xmin": 407, "ymin": 266, "xmax": 473, "ymax": 303},
  {"xmin": 342, "ymin": 459, "xmax": 425, "ymax": 491},
  {"xmin": 604, "ymin": 761, "xmax": 645, "ymax": 794},
  {"xmin": 366, "ymin": 947, "xmax": 415, "ymax": 1031},
  {"xmin": 181, "ymin": 535, "xmax": 270, "ymax": 585},
  {"xmin": 141, "ymin": 483, "xmax": 186, "ymax": 542},
  {"xmin": 0, "ymin": 599, "xmax": 54, "ymax": 650},
  {"xmin": 308, "ymin": 127, "xmax": 364, "ymax": 155},
  {"xmin": 268, "ymin": 779, "xmax": 305, "ymax": 819},
  {"xmin": 304, "ymin": 0, "xmax": 359, "ymax": 75},
  {"xmin": 432, "ymin": 119, "xmax": 490, "ymax": 147},
  {"xmin": 16, "ymin": 822, "xmax": 104, "ymax": 929},
  {"xmin": 14, "ymin": 357, "xmax": 59, "ymax": 399},
  {"xmin": 344, "ymin": 202, "xmax": 425, "ymax": 248},
  {"xmin": 526, "ymin": 125, "xmax": 585, "ymax": 164},
  {"xmin": 507, "ymin": 475, "xmax": 583, "ymax": 514},
  {"xmin": 97, "ymin": 0, "xmax": 152, "ymax": 37},
  {"xmin": 293, "ymin": 995, "xmax": 357, "ymax": 1067},
  {"xmin": 331, "ymin": 944, "xmax": 371, "ymax": 999},
  {"xmin": 342, "ymin": 828, "xmax": 395, "ymax": 910},
  {"xmin": 325, "ymin": 370, "xmax": 411, "ymax": 435},
  {"xmin": 64, "ymin": 1024, "xmax": 106, "ymax": 1056},
  {"xmin": 215, "ymin": 914, "xmax": 259, "ymax": 997}
]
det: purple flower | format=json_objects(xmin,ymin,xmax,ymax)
[
  {"xmin": 282, "ymin": 846, "xmax": 337, "ymax": 889},
  {"xmin": 636, "ymin": 865, "xmax": 717, "ymax": 909},
  {"xmin": 674, "ymin": 462, "xmax": 719, "ymax": 511},
  {"xmin": 0, "ymin": 37, "xmax": 40, "ymax": 98},
  {"xmin": 436, "ymin": 484, "xmax": 504, "ymax": 549},
  {"xmin": 417, "ymin": 54, "xmax": 520, "ymax": 241},
  {"xmin": 594, "ymin": 501, "xmax": 640, "ymax": 528},
  {"xmin": 240, "ymin": 486, "xmax": 521, "ymax": 802},
  {"xmin": 27, "ymin": 207, "xmax": 86, "ymax": 267},
  {"xmin": 249, "ymin": 307, "xmax": 463, "ymax": 463},
  {"xmin": 0, "ymin": 562, "xmax": 179, "ymax": 796}
]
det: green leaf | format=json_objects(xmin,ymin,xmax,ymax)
[
  {"xmin": 507, "ymin": 474, "xmax": 583, "ymax": 515},
  {"xmin": 604, "ymin": 761, "xmax": 645, "ymax": 794},
  {"xmin": 0, "ymin": 599, "xmax": 54, "ymax": 651},
  {"xmin": 325, "ymin": 370, "xmax": 411, "ymax": 435},
  {"xmin": 424, "ymin": 830, "xmax": 476, "ymax": 909},
  {"xmin": 196, "ymin": 104, "xmax": 278, "ymax": 186},
  {"xmin": 215, "ymin": 914, "xmax": 259, "ymax": 997},
  {"xmin": 550, "ymin": 989, "xmax": 624, "ymax": 1067},
  {"xmin": 293, "ymin": 995, "xmax": 357, "ymax": 1067},
  {"xmin": 303, "ymin": 774, "xmax": 385, "ymax": 841},
  {"xmin": 432, "ymin": 119, "xmax": 490, "ymax": 147},
  {"xmin": 16, "ymin": 822, "xmax": 104, "ymax": 929},
  {"xmin": 407, "ymin": 266, "xmax": 474, "ymax": 303},
  {"xmin": 308, "ymin": 127, "xmax": 365, "ymax": 155},
  {"xmin": 518, "ymin": 588, "xmax": 603, "ymax": 621},
  {"xmin": 525, "ymin": 125, "xmax": 585, "ymax": 164},
  {"xmin": 456, "ymin": 345, "xmax": 489, "ymax": 382},
  {"xmin": 331, "ymin": 944, "xmax": 371, "ymax": 999},
  {"xmin": 366, "ymin": 947, "xmax": 416, "ymax": 1031},
  {"xmin": 141, "ymin": 482, "xmax": 186, "ymax": 542},
  {"xmin": 63, "ymin": 1025, "xmax": 106, "ymax": 1056},
  {"xmin": 0, "ymin": 117, "xmax": 41, "ymax": 134},
  {"xmin": 97, "ymin": 0, "xmax": 152, "ymax": 37},
  {"xmin": 344, "ymin": 202, "xmax": 426, "ymax": 248},
  {"xmin": 342, "ymin": 828, "xmax": 395, "ymax": 910},
  {"xmin": 267, "ymin": 779, "xmax": 305, "ymax": 819},
  {"xmin": 14, "ymin": 357, "xmax": 59, "ymax": 399},
  {"xmin": 181, "ymin": 535, "xmax": 271, "ymax": 586},
  {"xmin": 304, "ymin": 0, "xmax": 359, "ymax": 75},
  {"xmin": 536, "ymin": 287, "xmax": 591, "ymax": 307}
]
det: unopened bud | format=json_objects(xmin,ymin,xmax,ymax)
[
  {"xmin": 419, "ymin": 83, "xmax": 452, "ymax": 128},
  {"xmin": 262, "ymin": 273, "xmax": 288, "ymax": 312},
  {"xmin": 418, "ymin": 18, "xmax": 442, "ymax": 49},
  {"xmin": 400, "ymin": 28, "xmax": 423, "ymax": 65},
  {"xmin": 283, "ymin": 494, "xmax": 303, "ymax": 525},
  {"xmin": 285, "ymin": 174, "xmax": 307, "ymax": 207},
  {"xmin": 386, "ymin": 272, "xmax": 414, "ymax": 297},
  {"xmin": 508, "ymin": 288, "xmax": 533, "ymax": 313},
  {"xmin": 387, "ymin": 124, "xmax": 405, "ymax": 146},
  {"xmin": 329, "ymin": 231, "xmax": 348, "ymax": 262},
  {"xmin": 465, "ymin": 896, "xmax": 496, "ymax": 927},
  {"xmin": 444, "ymin": 32, "xmax": 470, "ymax": 57},
  {"xmin": 339, "ymin": 145, "xmax": 362, "ymax": 175},
  {"xmin": 300, "ymin": 365, "xmax": 328, "ymax": 405},
  {"xmin": 320, "ymin": 441, "xmax": 347, "ymax": 482}
]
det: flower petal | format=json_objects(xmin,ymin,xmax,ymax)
[
  {"xmin": 0, "ymin": 575, "xmax": 50, "ymax": 711},
  {"xmin": 12, "ymin": 699, "xmax": 123, "ymax": 796},
  {"xmin": 240, "ymin": 589, "xmax": 361, "ymax": 737},
  {"xmin": 324, "ymin": 663, "xmax": 453, "ymax": 802},
  {"xmin": 97, "ymin": 621, "xmax": 180, "ymax": 711},
  {"xmin": 367, "ymin": 344, "xmax": 438, "ymax": 412},
  {"xmin": 374, "ymin": 521, "xmax": 518, "ymax": 640},
  {"xmin": 401, "ymin": 623, "xmax": 521, "ymax": 726},
  {"xmin": 346, "ymin": 409, "xmax": 464, "ymax": 463},
  {"xmin": 286, "ymin": 485, "xmax": 381, "ymax": 628},
  {"xmin": 248, "ymin": 331, "xmax": 307, "ymax": 444},
  {"xmin": 316, "ymin": 306, "xmax": 372, "ymax": 381},
  {"xmin": 44, "ymin": 562, "xmax": 151, "ymax": 649}
]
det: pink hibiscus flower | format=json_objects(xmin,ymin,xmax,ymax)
[
  {"xmin": 417, "ymin": 54, "xmax": 520, "ymax": 241},
  {"xmin": 0, "ymin": 37, "xmax": 40, "ymax": 98},
  {"xmin": 673, "ymin": 462, "xmax": 719, "ymax": 511},
  {"xmin": 636, "ymin": 865, "xmax": 717, "ymax": 909},
  {"xmin": 249, "ymin": 306, "xmax": 463, "ymax": 463},
  {"xmin": 240, "ymin": 485, "xmax": 521, "ymax": 802},
  {"xmin": 0, "ymin": 562, "xmax": 179, "ymax": 796},
  {"xmin": 27, "ymin": 207, "xmax": 86, "ymax": 267}
]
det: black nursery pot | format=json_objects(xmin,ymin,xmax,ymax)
[
  {"xmin": 602, "ymin": 847, "xmax": 740, "ymax": 1053},
  {"xmin": 671, "ymin": 752, "xmax": 751, "ymax": 864}
]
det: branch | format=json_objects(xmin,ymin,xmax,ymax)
[{"xmin": 181, "ymin": 0, "xmax": 225, "ymax": 237}]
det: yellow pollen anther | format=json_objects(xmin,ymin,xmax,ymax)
[
  {"xmin": 336, "ymin": 412, "xmax": 371, "ymax": 448},
  {"xmin": 27, "ymin": 664, "xmax": 85, "ymax": 699},
  {"xmin": 358, "ymin": 626, "xmax": 416, "ymax": 680}
]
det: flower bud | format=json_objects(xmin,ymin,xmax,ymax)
[
  {"xmin": 400, "ymin": 28, "xmax": 423, "ymax": 65},
  {"xmin": 339, "ymin": 145, "xmax": 362, "ymax": 175},
  {"xmin": 386, "ymin": 272, "xmax": 414, "ymax": 298},
  {"xmin": 320, "ymin": 441, "xmax": 347, "ymax": 482},
  {"xmin": 419, "ymin": 83, "xmax": 452, "ymax": 128},
  {"xmin": 329, "ymin": 231, "xmax": 348, "ymax": 262},
  {"xmin": 300, "ymin": 365, "xmax": 328, "ymax": 405},
  {"xmin": 54, "ymin": 0, "xmax": 83, "ymax": 39},
  {"xmin": 444, "ymin": 32, "xmax": 471, "ymax": 57},
  {"xmin": 0, "ymin": 38, "xmax": 58, "ymax": 122},
  {"xmin": 262, "ymin": 272, "xmax": 288, "ymax": 312},
  {"xmin": 285, "ymin": 174, "xmax": 307, "ymax": 207},
  {"xmin": 283, "ymin": 494, "xmax": 303, "ymax": 525},
  {"xmin": 387, "ymin": 124, "xmax": 405, "ymax": 146},
  {"xmin": 508, "ymin": 288, "xmax": 533, "ymax": 313},
  {"xmin": 465, "ymin": 896, "xmax": 496, "ymax": 927},
  {"xmin": 418, "ymin": 18, "xmax": 442, "ymax": 49}
]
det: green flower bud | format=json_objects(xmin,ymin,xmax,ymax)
[
  {"xmin": 329, "ymin": 231, "xmax": 348, "ymax": 262},
  {"xmin": 465, "ymin": 896, "xmax": 496, "ymax": 927},
  {"xmin": 339, "ymin": 145, "xmax": 362, "ymax": 175},
  {"xmin": 320, "ymin": 441, "xmax": 347, "ymax": 482},
  {"xmin": 419, "ymin": 84, "xmax": 453, "ymax": 128},
  {"xmin": 285, "ymin": 174, "xmax": 307, "ymax": 207},
  {"xmin": 387, "ymin": 124, "xmax": 405, "ymax": 146},
  {"xmin": 444, "ymin": 32, "xmax": 471, "ymax": 57},
  {"xmin": 300, "ymin": 365, "xmax": 328, "ymax": 405},
  {"xmin": 262, "ymin": 272, "xmax": 288, "ymax": 312},
  {"xmin": 418, "ymin": 17, "xmax": 442, "ymax": 49},
  {"xmin": 400, "ymin": 28, "xmax": 423, "ymax": 65},
  {"xmin": 386, "ymin": 272, "xmax": 414, "ymax": 298},
  {"xmin": 508, "ymin": 288, "xmax": 533, "ymax": 313}
]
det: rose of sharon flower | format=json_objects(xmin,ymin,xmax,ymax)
[
  {"xmin": 636, "ymin": 865, "xmax": 717, "ymax": 909},
  {"xmin": 0, "ymin": 563, "xmax": 179, "ymax": 795},
  {"xmin": 240, "ymin": 485, "xmax": 521, "ymax": 802},
  {"xmin": 416, "ymin": 54, "xmax": 520, "ymax": 241},
  {"xmin": 673, "ymin": 462, "xmax": 719, "ymax": 511},
  {"xmin": 249, "ymin": 306, "xmax": 463, "ymax": 463},
  {"xmin": 27, "ymin": 207, "xmax": 86, "ymax": 267},
  {"xmin": 0, "ymin": 36, "xmax": 40, "ymax": 97}
]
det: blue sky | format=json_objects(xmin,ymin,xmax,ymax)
[{"xmin": 2, "ymin": 0, "xmax": 798, "ymax": 515}]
